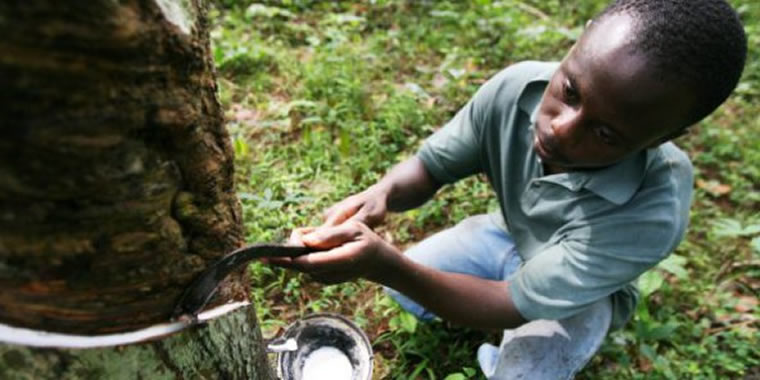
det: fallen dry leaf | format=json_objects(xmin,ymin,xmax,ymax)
[
  {"xmin": 735, "ymin": 295, "xmax": 758, "ymax": 313},
  {"xmin": 696, "ymin": 179, "xmax": 732, "ymax": 196}
]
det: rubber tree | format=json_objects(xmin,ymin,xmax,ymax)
[{"xmin": 0, "ymin": 0, "xmax": 274, "ymax": 378}]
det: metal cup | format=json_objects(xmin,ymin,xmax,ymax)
[{"xmin": 271, "ymin": 313, "xmax": 373, "ymax": 380}]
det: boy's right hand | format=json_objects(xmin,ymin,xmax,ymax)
[{"xmin": 323, "ymin": 184, "xmax": 390, "ymax": 228}]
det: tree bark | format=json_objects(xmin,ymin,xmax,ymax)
[
  {"xmin": 0, "ymin": 0, "xmax": 273, "ymax": 378},
  {"xmin": 0, "ymin": 303, "xmax": 274, "ymax": 380}
]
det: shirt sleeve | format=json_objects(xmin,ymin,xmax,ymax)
[
  {"xmin": 416, "ymin": 67, "xmax": 514, "ymax": 184},
  {"xmin": 416, "ymin": 100, "xmax": 481, "ymax": 184},
  {"xmin": 509, "ymin": 191, "xmax": 690, "ymax": 323}
]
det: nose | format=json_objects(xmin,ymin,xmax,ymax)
[{"xmin": 550, "ymin": 108, "xmax": 584, "ymax": 146}]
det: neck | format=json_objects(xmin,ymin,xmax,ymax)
[{"xmin": 543, "ymin": 163, "xmax": 566, "ymax": 175}]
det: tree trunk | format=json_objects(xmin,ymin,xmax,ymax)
[
  {"xmin": 0, "ymin": 302, "xmax": 275, "ymax": 379},
  {"xmin": 0, "ymin": 0, "xmax": 273, "ymax": 378}
]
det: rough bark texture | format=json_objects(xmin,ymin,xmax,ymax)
[
  {"xmin": 0, "ymin": 0, "xmax": 247, "ymax": 334},
  {"xmin": 0, "ymin": 305, "xmax": 274, "ymax": 380},
  {"xmin": 0, "ymin": 0, "xmax": 275, "ymax": 378}
]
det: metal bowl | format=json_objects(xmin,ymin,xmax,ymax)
[{"xmin": 276, "ymin": 313, "xmax": 373, "ymax": 380}]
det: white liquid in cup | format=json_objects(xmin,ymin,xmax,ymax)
[{"xmin": 301, "ymin": 346, "xmax": 354, "ymax": 380}]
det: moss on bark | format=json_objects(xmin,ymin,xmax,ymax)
[{"xmin": 0, "ymin": 305, "xmax": 274, "ymax": 380}]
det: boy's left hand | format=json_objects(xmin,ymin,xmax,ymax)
[{"xmin": 265, "ymin": 221, "xmax": 398, "ymax": 285}]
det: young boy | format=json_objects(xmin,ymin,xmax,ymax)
[{"xmin": 268, "ymin": 0, "xmax": 747, "ymax": 377}]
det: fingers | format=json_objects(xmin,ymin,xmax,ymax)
[
  {"xmin": 347, "ymin": 207, "xmax": 369, "ymax": 226},
  {"xmin": 267, "ymin": 223, "xmax": 359, "ymax": 266},
  {"xmin": 263, "ymin": 256, "xmax": 293, "ymax": 267},
  {"xmin": 294, "ymin": 242, "xmax": 362, "ymax": 268},
  {"xmin": 265, "ymin": 246, "xmax": 354, "ymax": 276},
  {"xmin": 287, "ymin": 227, "xmax": 316, "ymax": 246},
  {"xmin": 323, "ymin": 199, "xmax": 362, "ymax": 227},
  {"xmin": 265, "ymin": 222, "xmax": 378, "ymax": 285},
  {"xmin": 347, "ymin": 201, "xmax": 384, "ymax": 228},
  {"xmin": 301, "ymin": 223, "xmax": 364, "ymax": 250},
  {"xmin": 267, "ymin": 236, "xmax": 367, "ymax": 274}
]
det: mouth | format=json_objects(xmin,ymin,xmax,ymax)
[{"xmin": 533, "ymin": 127, "xmax": 556, "ymax": 161}]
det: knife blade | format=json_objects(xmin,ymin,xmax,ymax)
[{"xmin": 172, "ymin": 244, "xmax": 315, "ymax": 321}]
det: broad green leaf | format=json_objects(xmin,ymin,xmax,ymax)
[
  {"xmin": 245, "ymin": 4, "xmax": 294, "ymax": 19},
  {"xmin": 657, "ymin": 254, "xmax": 688, "ymax": 279},
  {"xmin": 639, "ymin": 270, "xmax": 665, "ymax": 298},
  {"xmin": 398, "ymin": 311, "xmax": 418, "ymax": 334},
  {"xmin": 712, "ymin": 218, "xmax": 744, "ymax": 237},
  {"xmin": 644, "ymin": 322, "xmax": 679, "ymax": 341},
  {"xmin": 444, "ymin": 374, "xmax": 467, "ymax": 380},
  {"xmin": 745, "ymin": 223, "xmax": 760, "ymax": 235},
  {"xmin": 752, "ymin": 236, "xmax": 760, "ymax": 255},
  {"xmin": 635, "ymin": 317, "xmax": 650, "ymax": 337},
  {"xmin": 712, "ymin": 218, "xmax": 760, "ymax": 237},
  {"xmin": 639, "ymin": 343, "xmax": 658, "ymax": 361},
  {"xmin": 238, "ymin": 192, "xmax": 255, "ymax": 200},
  {"xmin": 636, "ymin": 299, "xmax": 652, "ymax": 323}
]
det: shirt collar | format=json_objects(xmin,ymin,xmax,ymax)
[
  {"xmin": 517, "ymin": 65, "xmax": 555, "ymax": 124},
  {"xmin": 516, "ymin": 62, "xmax": 648, "ymax": 206},
  {"xmin": 581, "ymin": 151, "xmax": 649, "ymax": 205},
  {"xmin": 534, "ymin": 143, "xmax": 648, "ymax": 206}
]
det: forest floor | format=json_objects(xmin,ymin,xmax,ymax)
[{"xmin": 212, "ymin": 1, "xmax": 759, "ymax": 378}]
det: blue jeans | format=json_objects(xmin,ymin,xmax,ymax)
[{"xmin": 386, "ymin": 213, "xmax": 612, "ymax": 379}]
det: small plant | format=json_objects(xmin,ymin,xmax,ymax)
[{"xmin": 212, "ymin": 1, "xmax": 760, "ymax": 377}]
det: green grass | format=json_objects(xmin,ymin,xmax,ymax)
[{"xmin": 211, "ymin": 1, "xmax": 760, "ymax": 378}]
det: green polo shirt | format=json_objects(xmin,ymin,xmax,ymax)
[{"xmin": 417, "ymin": 61, "xmax": 693, "ymax": 330}]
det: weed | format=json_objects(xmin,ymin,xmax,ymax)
[{"xmin": 214, "ymin": 1, "xmax": 759, "ymax": 378}]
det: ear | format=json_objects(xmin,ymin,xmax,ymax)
[{"xmin": 645, "ymin": 127, "xmax": 690, "ymax": 148}]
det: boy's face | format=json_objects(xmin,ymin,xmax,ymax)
[{"xmin": 534, "ymin": 13, "xmax": 696, "ymax": 173}]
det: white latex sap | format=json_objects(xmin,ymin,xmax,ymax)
[{"xmin": 301, "ymin": 346, "xmax": 353, "ymax": 380}]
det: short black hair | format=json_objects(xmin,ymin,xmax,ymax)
[{"xmin": 597, "ymin": 0, "xmax": 747, "ymax": 126}]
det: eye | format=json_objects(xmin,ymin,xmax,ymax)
[{"xmin": 562, "ymin": 78, "xmax": 580, "ymax": 104}]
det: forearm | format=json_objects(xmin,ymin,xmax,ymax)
[
  {"xmin": 372, "ymin": 248, "xmax": 527, "ymax": 329},
  {"xmin": 375, "ymin": 156, "xmax": 441, "ymax": 212}
]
